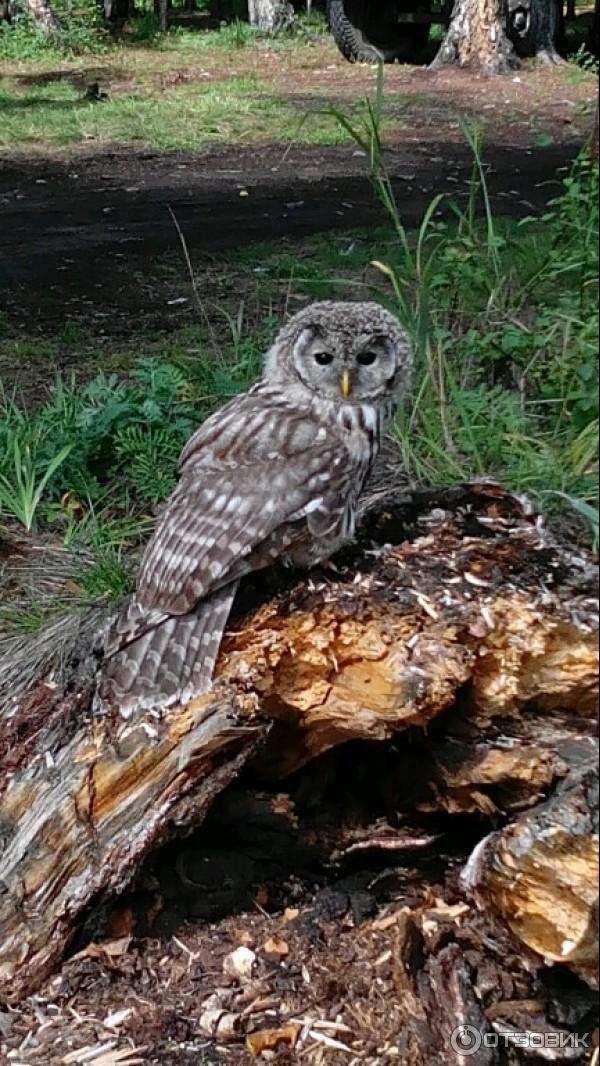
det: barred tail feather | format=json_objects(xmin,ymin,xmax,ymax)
[{"xmin": 99, "ymin": 584, "xmax": 238, "ymax": 718}]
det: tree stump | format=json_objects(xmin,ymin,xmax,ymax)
[
  {"xmin": 431, "ymin": 0, "xmax": 564, "ymax": 72},
  {"xmin": 431, "ymin": 0, "xmax": 517, "ymax": 74},
  {"xmin": 0, "ymin": 482, "xmax": 598, "ymax": 1006}
]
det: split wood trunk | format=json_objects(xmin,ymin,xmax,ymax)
[{"xmin": 0, "ymin": 482, "xmax": 598, "ymax": 1005}]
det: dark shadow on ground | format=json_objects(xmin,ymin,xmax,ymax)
[{"xmin": 0, "ymin": 138, "xmax": 580, "ymax": 332}]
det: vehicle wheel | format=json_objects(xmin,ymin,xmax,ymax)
[{"xmin": 327, "ymin": 0, "xmax": 430, "ymax": 63}]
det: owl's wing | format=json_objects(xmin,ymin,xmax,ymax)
[{"xmin": 135, "ymin": 385, "xmax": 351, "ymax": 617}]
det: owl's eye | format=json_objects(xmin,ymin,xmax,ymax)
[
  {"xmin": 357, "ymin": 351, "xmax": 378, "ymax": 366},
  {"xmin": 314, "ymin": 352, "xmax": 334, "ymax": 366}
]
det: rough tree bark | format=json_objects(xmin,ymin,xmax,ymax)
[
  {"xmin": 432, "ymin": 0, "xmax": 564, "ymax": 72},
  {"xmin": 0, "ymin": 482, "xmax": 597, "ymax": 1007},
  {"xmin": 431, "ymin": 0, "xmax": 517, "ymax": 73},
  {"xmin": 511, "ymin": 0, "xmax": 564, "ymax": 64}
]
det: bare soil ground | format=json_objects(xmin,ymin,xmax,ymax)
[
  {"xmin": 2, "ymin": 755, "xmax": 597, "ymax": 1066},
  {"xmin": 0, "ymin": 140, "xmax": 580, "ymax": 323}
]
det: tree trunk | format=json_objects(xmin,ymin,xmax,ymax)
[
  {"xmin": 247, "ymin": 0, "xmax": 293, "ymax": 30},
  {"xmin": 0, "ymin": 481, "xmax": 597, "ymax": 1005},
  {"xmin": 21, "ymin": 0, "xmax": 60, "ymax": 32},
  {"xmin": 591, "ymin": 99, "xmax": 599, "ymax": 162},
  {"xmin": 510, "ymin": 0, "xmax": 564, "ymax": 63},
  {"xmin": 432, "ymin": 0, "xmax": 565, "ymax": 71},
  {"xmin": 589, "ymin": 0, "xmax": 600, "ymax": 56},
  {"xmin": 431, "ymin": 0, "xmax": 517, "ymax": 74},
  {"xmin": 153, "ymin": 0, "xmax": 169, "ymax": 30},
  {"xmin": 103, "ymin": 0, "xmax": 132, "ymax": 24}
]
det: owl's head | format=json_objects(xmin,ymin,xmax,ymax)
[{"xmin": 264, "ymin": 301, "xmax": 412, "ymax": 406}]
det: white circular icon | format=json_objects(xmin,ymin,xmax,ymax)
[{"xmin": 450, "ymin": 1024, "xmax": 483, "ymax": 1056}]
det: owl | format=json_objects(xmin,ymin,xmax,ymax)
[{"xmin": 99, "ymin": 301, "xmax": 412, "ymax": 716}]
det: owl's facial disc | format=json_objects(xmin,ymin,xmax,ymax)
[{"xmin": 292, "ymin": 327, "xmax": 399, "ymax": 403}]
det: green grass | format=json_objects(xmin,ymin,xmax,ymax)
[
  {"xmin": 0, "ymin": 0, "xmax": 110, "ymax": 60},
  {"xmin": 326, "ymin": 76, "xmax": 598, "ymax": 541},
  {"xmin": 0, "ymin": 74, "xmax": 357, "ymax": 149}
]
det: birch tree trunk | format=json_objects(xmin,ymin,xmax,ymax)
[
  {"xmin": 247, "ymin": 0, "xmax": 292, "ymax": 31},
  {"xmin": 21, "ymin": 0, "xmax": 60, "ymax": 32}
]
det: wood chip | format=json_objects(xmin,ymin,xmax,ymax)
[
  {"xmin": 262, "ymin": 936, "xmax": 289, "ymax": 958},
  {"xmin": 246, "ymin": 1024, "xmax": 300, "ymax": 1056},
  {"xmin": 305, "ymin": 1029, "xmax": 353, "ymax": 1052},
  {"xmin": 103, "ymin": 1009, "xmax": 133, "ymax": 1029},
  {"xmin": 223, "ymin": 946, "xmax": 256, "ymax": 982},
  {"xmin": 72, "ymin": 938, "xmax": 132, "ymax": 964},
  {"xmin": 198, "ymin": 1009, "xmax": 243, "ymax": 1041}
]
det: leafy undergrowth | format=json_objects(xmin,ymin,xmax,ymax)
[
  {"xmin": 0, "ymin": 3, "xmax": 328, "ymax": 61},
  {"xmin": 0, "ymin": 148, "xmax": 598, "ymax": 633}
]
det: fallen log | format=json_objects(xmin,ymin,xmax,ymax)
[
  {"xmin": 464, "ymin": 765, "xmax": 599, "ymax": 989},
  {"xmin": 0, "ymin": 481, "xmax": 598, "ymax": 1007}
]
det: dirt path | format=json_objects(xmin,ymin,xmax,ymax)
[{"xmin": 0, "ymin": 138, "xmax": 580, "ymax": 328}]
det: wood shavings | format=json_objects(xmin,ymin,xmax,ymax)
[
  {"xmin": 103, "ymin": 1009, "xmax": 133, "ymax": 1030},
  {"xmin": 87, "ymin": 1049, "xmax": 146, "ymax": 1066},
  {"xmin": 246, "ymin": 1023, "xmax": 300, "ymax": 1056},
  {"xmin": 223, "ymin": 946, "xmax": 256, "ymax": 982},
  {"xmin": 198, "ymin": 1007, "xmax": 243, "ymax": 1041},
  {"xmin": 464, "ymin": 571, "xmax": 492, "ymax": 588},
  {"xmin": 71, "ymin": 939, "xmax": 132, "ymax": 965},
  {"xmin": 302, "ymin": 1028, "xmax": 354, "ymax": 1053},
  {"xmin": 261, "ymin": 936, "xmax": 289, "ymax": 959}
]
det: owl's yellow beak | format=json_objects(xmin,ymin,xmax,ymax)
[{"xmin": 339, "ymin": 369, "xmax": 352, "ymax": 398}]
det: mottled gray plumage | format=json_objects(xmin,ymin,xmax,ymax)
[{"xmin": 99, "ymin": 301, "xmax": 413, "ymax": 716}]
